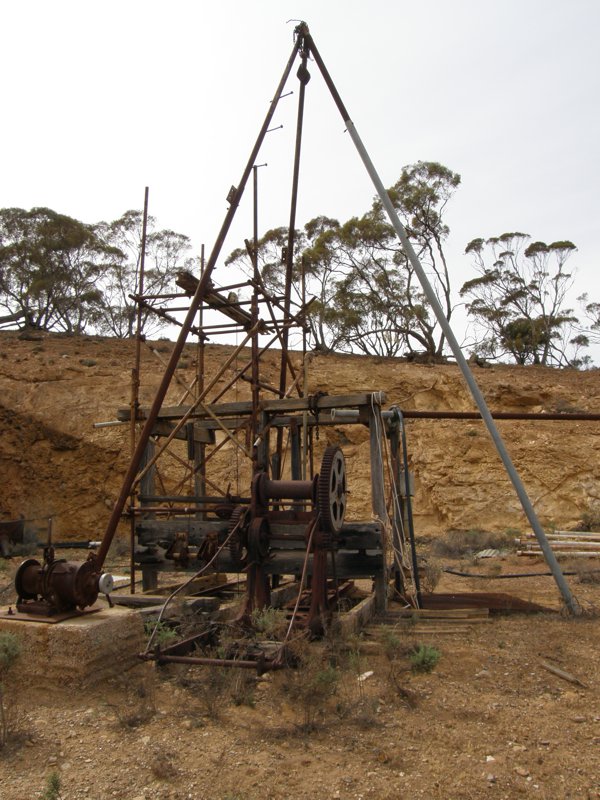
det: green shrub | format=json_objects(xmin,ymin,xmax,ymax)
[
  {"xmin": 410, "ymin": 644, "xmax": 440, "ymax": 673},
  {"xmin": 144, "ymin": 620, "xmax": 178, "ymax": 648},
  {"xmin": 381, "ymin": 630, "xmax": 402, "ymax": 662},
  {"xmin": 251, "ymin": 607, "xmax": 286, "ymax": 639},
  {"xmin": 0, "ymin": 632, "xmax": 21, "ymax": 748},
  {"xmin": 42, "ymin": 771, "xmax": 62, "ymax": 800},
  {"xmin": 0, "ymin": 633, "xmax": 20, "ymax": 671},
  {"xmin": 277, "ymin": 643, "xmax": 340, "ymax": 730}
]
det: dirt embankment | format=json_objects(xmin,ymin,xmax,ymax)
[{"xmin": 1, "ymin": 330, "xmax": 600, "ymax": 540}]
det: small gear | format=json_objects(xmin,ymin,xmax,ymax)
[{"xmin": 317, "ymin": 446, "xmax": 346, "ymax": 534}]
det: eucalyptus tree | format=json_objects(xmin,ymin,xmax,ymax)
[
  {"xmin": 226, "ymin": 161, "xmax": 460, "ymax": 358},
  {"xmin": 96, "ymin": 210, "xmax": 191, "ymax": 338},
  {"xmin": 460, "ymin": 233, "xmax": 586, "ymax": 366},
  {"xmin": 0, "ymin": 207, "xmax": 120, "ymax": 333}
]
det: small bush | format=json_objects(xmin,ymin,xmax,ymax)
[
  {"xmin": 0, "ymin": 632, "xmax": 20, "ymax": 748},
  {"xmin": 420, "ymin": 560, "xmax": 442, "ymax": 592},
  {"xmin": 8, "ymin": 541, "xmax": 38, "ymax": 557},
  {"xmin": 109, "ymin": 676, "xmax": 156, "ymax": 728},
  {"xmin": 144, "ymin": 620, "xmax": 178, "ymax": 648},
  {"xmin": 196, "ymin": 666, "xmax": 233, "ymax": 720},
  {"xmin": 430, "ymin": 529, "xmax": 511, "ymax": 558},
  {"xmin": 229, "ymin": 669, "xmax": 256, "ymax": 708},
  {"xmin": 150, "ymin": 747, "xmax": 177, "ymax": 780},
  {"xmin": 42, "ymin": 771, "xmax": 62, "ymax": 800},
  {"xmin": 276, "ymin": 643, "xmax": 340, "ymax": 730},
  {"xmin": 571, "ymin": 561, "xmax": 600, "ymax": 584},
  {"xmin": 410, "ymin": 644, "xmax": 440, "ymax": 673},
  {"xmin": 579, "ymin": 507, "xmax": 600, "ymax": 533},
  {"xmin": 0, "ymin": 632, "xmax": 20, "ymax": 672},
  {"xmin": 108, "ymin": 536, "xmax": 131, "ymax": 560},
  {"xmin": 251, "ymin": 607, "xmax": 287, "ymax": 639},
  {"xmin": 381, "ymin": 630, "xmax": 403, "ymax": 662}
]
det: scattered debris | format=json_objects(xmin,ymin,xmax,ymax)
[{"xmin": 540, "ymin": 660, "xmax": 588, "ymax": 688}]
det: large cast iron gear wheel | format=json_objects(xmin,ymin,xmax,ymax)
[
  {"xmin": 317, "ymin": 445, "xmax": 347, "ymax": 534},
  {"xmin": 228, "ymin": 505, "xmax": 249, "ymax": 570}
]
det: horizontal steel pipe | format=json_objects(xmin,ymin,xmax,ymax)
[
  {"xmin": 330, "ymin": 409, "xmax": 600, "ymax": 423},
  {"xmin": 144, "ymin": 653, "xmax": 283, "ymax": 672}
]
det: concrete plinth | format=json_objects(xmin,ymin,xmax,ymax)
[{"xmin": 0, "ymin": 603, "xmax": 145, "ymax": 690}]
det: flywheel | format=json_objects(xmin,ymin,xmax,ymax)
[{"xmin": 317, "ymin": 446, "xmax": 347, "ymax": 534}]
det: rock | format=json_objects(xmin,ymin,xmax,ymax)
[{"xmin": 79, "ymin": 358, "xmax": 98, "ymax": 367}]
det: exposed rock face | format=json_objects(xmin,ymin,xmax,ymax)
[{"xmin": 1, "ymin": 331, "xmax": 599, "ymax": 539}]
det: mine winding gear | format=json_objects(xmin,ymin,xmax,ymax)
[{"xmin": 235, "ymin": 446, "xmax": 346, "ymax": 632}]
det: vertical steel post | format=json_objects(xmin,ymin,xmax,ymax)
[
  {"xmin": 251, "ymin": 166, "xmax": 261, "ymax": 470},
  {"xmin": 392, "ymin": 408, "xmax": 422, "ymax": 605},
  {"xmin": 195, "ymin": 243, "xmax": 206, "ymax": 517},
  {"xmin": 128, "ymin": 185, "xmax": 149, "ymax": 594},
  {"xmin": 368, "ymin": 399, "xmax": 389, "ymax": 610},
  {"xmin": 276, "ymin": 45, "xmax": 310, "ymax": 477},
  {"xmin": 305, "ymin": 31, "xmax": 580, "ymax": 615}
]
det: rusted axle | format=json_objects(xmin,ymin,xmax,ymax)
[{"xmin": 142, "ymin": 652, "xmax": 284, "ymax": 674}]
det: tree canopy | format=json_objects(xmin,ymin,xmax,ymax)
[
  {"xmin": 0, "ymin": 207, "xmax": 120, "ymax": 334},
  {"xmin": 227, "ymin": 161, "xmax": 460, "ymax": 359},
  {"xmin": 460, "ymin": 233, "xmax": 587, "ymax": 366},
  {"xmin": 0, "ymin": 207, "xmax": 190, "ymax": 337},
  {"xmin": 1, "ymin": 176, "xmax": 598, "ymax": 370},
  {"xmin": 96, "ymin": 210, "xmax": 190, "ymax": 338}
]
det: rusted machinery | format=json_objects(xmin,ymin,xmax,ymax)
[
  {"xmin": 8, "ymin": 21, "xmax": 423, "ymax": 628},
  {"xmin": 12, "ymin": 520, "xmax": 113, "ymax": 617},
  {"xmin": 125, "ymin": 391, "xmax": 409, "ymax": 671},
  {"xmin": 14, "ymin": 552, "xmax": 111, "ymax": 616},
  {"xmin": 129, "ymin": 394, "xmax": 396, "ymax": 635}
]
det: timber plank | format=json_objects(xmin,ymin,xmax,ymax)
[{"xmin": 117, "ymin": 393, "xmax": 387, "ymax": 422}]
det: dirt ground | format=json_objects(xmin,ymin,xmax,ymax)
[
  {"xmin": 1, "ymin": 331, "xmax": 600, "ymax": 798},
  {"xmin": 1, "ymin": 553, "xmax": 600, "ymax": 800}
]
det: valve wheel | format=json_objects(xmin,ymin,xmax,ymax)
[
  {"xmin": 228, "ymin": 506, "xmax": 249, "ymax": 570},
  {"xmin": 317, "ymin": 446, "xmax": 347, "ymax": 534}
]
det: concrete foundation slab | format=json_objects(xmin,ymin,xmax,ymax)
[{"xmin": 0, "ymin": 602, "xmax": 145, "ymax": 690}]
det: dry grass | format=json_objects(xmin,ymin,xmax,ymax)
[
  {"xmin": 430, "ymin": 529, "xmax": 513, "ymax": 559},
  {"xmin": 568, "ymin": 560, "xmax": 600, "ymax": 584},
  {"xmin": 108, "ymin": 674, "xmax": 157, "ymax": 728}
]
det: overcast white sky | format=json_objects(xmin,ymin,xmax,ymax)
[{"xmin": 2, "ymin": 0, "xmax": 599, "ymax": 350}]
